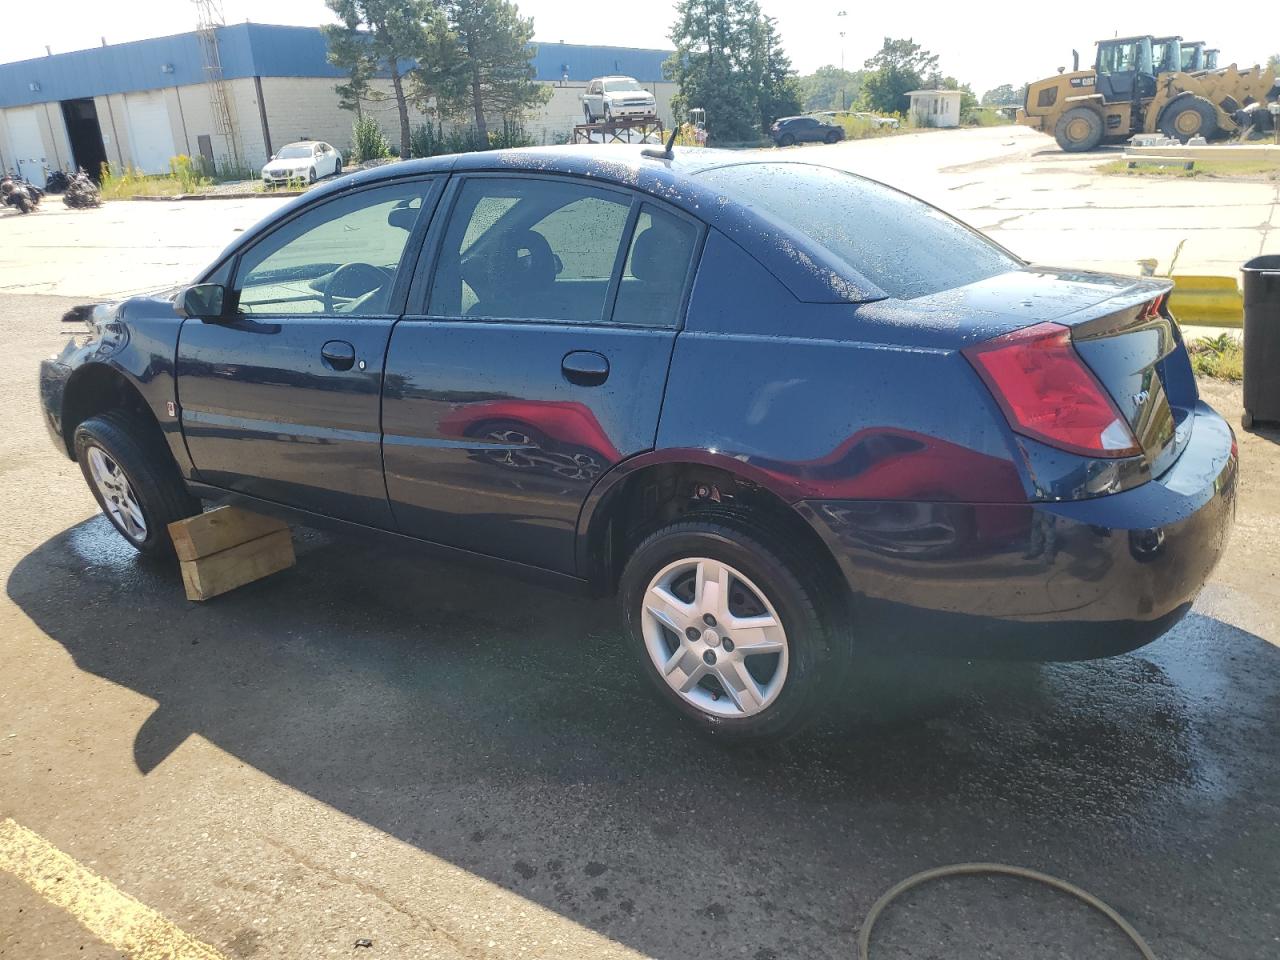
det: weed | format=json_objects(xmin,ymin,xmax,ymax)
[{"xmin": 1188, "ymin": 333, "xmax": 1244, "ymax": 380}]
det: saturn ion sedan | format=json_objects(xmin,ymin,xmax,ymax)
[{"xmin": 39, "ymin": 145, "xmax": 1236, "ymax": 739}]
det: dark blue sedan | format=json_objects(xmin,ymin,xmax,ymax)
[{"xmin": 39, "ymin": 146, "xmax": 1236, "ymax": 739}]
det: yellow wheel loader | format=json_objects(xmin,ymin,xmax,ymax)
[{"xmin": 1017, "ymin": 35, "xmax": 1278, "ymax": 151}]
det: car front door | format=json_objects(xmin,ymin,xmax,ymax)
[
  {"xmin": 382, "ymin": 174, "xmax": 703, "ymax": 573},
  {"xmin": 177, "ymin": 178, "xmax": 440, "ymax": 527}
]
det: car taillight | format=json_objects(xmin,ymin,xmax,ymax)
[{"xmin": 963, "ymin": 322, "xmax": 1140, "ymax": 458}]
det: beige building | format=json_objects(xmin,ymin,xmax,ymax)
[
  {"xmin": 0, "ymin": 24, "xmax": 674, "ymax": 182},
  {"xmin": 907, "ymin": 89, "xmax": 964, "ymax": 128}
]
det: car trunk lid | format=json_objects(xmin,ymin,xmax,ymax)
[{"xmin": 904, "ymin": 267, "xmax": 1195, "ymax": 474}]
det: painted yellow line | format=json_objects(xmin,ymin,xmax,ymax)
[{"xmin": 0, "ymin": 817, "xmax": 227, "ymax": 960}]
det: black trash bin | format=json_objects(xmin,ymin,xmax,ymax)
[{"xmin": 1242, "ymin": 254, "xmax": 1280, "ymax": 429}]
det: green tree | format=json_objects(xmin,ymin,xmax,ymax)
[
  {"xmin": 861, "ymin": 37, "xmax": 938, "ymax": 114},
  {"xmin": 1268, "ymin": 53, "xmax": 1280, "ymax": 72},
  {"xmin": 667, "ymin": 0, "xmax": 799, "ymax": 141},
  {"xmin": 750, "ymin": 15, "xmax": 801, "ymax": 130},
  {"xmin": 797, "ymin": 65, "xmax": 866, "ymax": 112},
  {"xmin": 324, "ymin": 0, "xmax": 442, "ymax": 159},
  {"xmin": 980, "ymin": 83, "xmax": 1023, "ymax": 106},
  {"xmin": 439, "ymin": 0, "xmax": 548, "ymax": 141}
]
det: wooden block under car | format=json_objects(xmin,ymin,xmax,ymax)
[{"xmin": 167, "ymin": 506, "xmax": 296, "ymax": 601}]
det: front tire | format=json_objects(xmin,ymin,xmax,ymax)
[
  {"xmin": 1053, "ymin": 106, "xmax": 1104, "ymax": 151},
  {"xmin": 620, "ymin": 518, "xmax": 844, "ymax": 740},
  {"xmin": 1159, "ymin": 95, "xmax": 1218, "ymax": 142},
  {"xmin": 73, "ymin": 410, "xmax": 200, "ymax": 556},
  {"xmin": 307, "ymin": 167, "xmax": 317, "ymax": 185},
  {"xmin": 777, "ymin": 132, "xmax": 796, "ymax": 147}
]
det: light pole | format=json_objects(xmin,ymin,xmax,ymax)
[{"xmin": 836, "ymin": 10, "xmax": 848, "ymax": 110}]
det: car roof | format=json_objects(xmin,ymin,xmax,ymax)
[
  {"xmin": 280, "ymin": 140, "xmax": 324, "ymax": 147},
  {"xmin": 216, "ymin": 145, "xmax": 916, "ymax": 304}
]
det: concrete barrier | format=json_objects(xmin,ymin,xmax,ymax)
[{"xmin": 1168, "ymin": 275, "xmax": 1243, "ymax": 328}]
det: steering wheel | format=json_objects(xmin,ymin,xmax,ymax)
[{"xmin": 324, "ymin": 262, "xmax": 391, "ymax": 313}]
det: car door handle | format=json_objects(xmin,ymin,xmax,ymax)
[
  {"xmin": 321, "ymin": 340, "xmax": 357, "ymax": 371},
  {"xmin": 562, "ymin": 351, "xmax": 609, "ymax": 387}
]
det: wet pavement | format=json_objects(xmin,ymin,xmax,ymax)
[{"xmin": 2, "ymin": 240, "xmax": 1279, "ymax": 956}]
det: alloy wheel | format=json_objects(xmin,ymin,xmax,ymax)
[
  {"xmin": 86, "ymin": 445, "xmax": 147, "ymax": 543},
  {"xmin": 641, "ymin": 557, "xmax": 789, "ymax": 718}
]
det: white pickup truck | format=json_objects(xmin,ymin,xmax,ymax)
[{"xmin": 581, "ymin": 76, "xmax": 659, "ymax": 123}]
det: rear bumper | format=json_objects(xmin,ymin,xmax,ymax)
[{"xmin": 799, "ymin": 401, "xmax": 1237, "ymax": 660}]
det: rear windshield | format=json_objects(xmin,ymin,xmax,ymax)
[{"xmin": 696, "ymin": 162, "xmax": 1020, "ymax": 300}]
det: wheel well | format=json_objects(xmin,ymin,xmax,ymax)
[
  {"xmin": 585, "ymin": 462, "xmax": 846, "ymax": 601},
  {"xmin": 60, "ymin": 365, "xmax": 161, "ymax": 457}
]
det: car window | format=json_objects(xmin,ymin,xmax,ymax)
[
  {"xmin": 429, "ymin": 177, "xmax": 634, "ymax": 324},
  {"xmin": 697, "ymin": 162, "xmax": 1019, "ymax": 300},
  {"xmin": 612, "ymin": 204, "xmax": 700, "ymax": 328},
  {"xmin": 234, "ymin": 181, "xmax": 430, "ymax": 317}
]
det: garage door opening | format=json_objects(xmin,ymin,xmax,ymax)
[{"xmin": 60, "ymin": 99, "xmax": 108, "ymax": 182}]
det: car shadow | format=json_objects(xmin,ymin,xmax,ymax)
[{"xmin": 7, "ymin": 516, "xmax": 1280, "ymax": 959}]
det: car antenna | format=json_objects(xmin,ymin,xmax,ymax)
[{"xmin": 641, "ymin": 125, "xmax": 679, "ymax": 161}]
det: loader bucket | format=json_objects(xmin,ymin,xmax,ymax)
[{"xmin": 1167, "ymin": 275, "xmax": 1243, "ymax": 327}]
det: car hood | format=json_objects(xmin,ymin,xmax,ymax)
[{"xmin": 606, "ymin": 89, "xmax": 655, "ymax": 101}]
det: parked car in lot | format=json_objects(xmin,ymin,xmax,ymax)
[
  {"xmin": 41, "ymin": 146, "xmax": 1236, "ymax": 740},
  {"xmin": 770, "ymin": 116, "xmax": 845, "ymax": 146},
  {"xmin": 582, "ymin": 76, "xmax": 658, "ymax": 123},
  {"xmin": 853, "ymin": 111, "xmax": 900, "ymax": 129},
  {"xmin": 261, "ymin": 141, "xmax": 342, "ymax": 187}
]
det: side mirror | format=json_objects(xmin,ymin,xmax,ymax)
[
  {"xmin": 174, "ymin": 283, "xmax": 227, "ymax": 320},
  {"xmin": 270, "ymin": 154, "xmax": 276, "ymax": 161}
]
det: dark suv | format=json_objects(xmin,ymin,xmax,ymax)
[
  {"xmin": 40, "ymin": 146, "xmax": 1236, "ymax": 739},
  {"xmin": 770, "ymin": 116, "xmax": 844, "ymax": 146}
]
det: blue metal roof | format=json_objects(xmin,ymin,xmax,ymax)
[
  {"xmin": 0, "ymin": 24, "xmax": 672, "ymax": 109},
  {"xmin": 530, "ymin": 42, "xmax": 671, "ymax": 83}
]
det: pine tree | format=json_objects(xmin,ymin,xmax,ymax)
[
  {"xmin": 667, "ymin": 0, "xmax": 798, "ymax": 142},
  {"xmin": 324, "ymin": 0, "xmax": 445, "ymax": 159},
  {"xmin": 441, "ymin": 0, "xmax": 548, "ymax": 141}
]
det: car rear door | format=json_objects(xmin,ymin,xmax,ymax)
[
  {"xmin": 382, "ymin": 173, "xmax": 703, "ymax": 574},
  {"xmin": 176, "ymin": 177, "xmax": 440, "ymax": 527}
]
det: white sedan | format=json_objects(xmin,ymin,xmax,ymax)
[{"xmin": 261, "ymin": 141, "xmax": 343, "ymax": 187}]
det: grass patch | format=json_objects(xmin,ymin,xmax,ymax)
[
  {"xmin": 1099, "ymin": 156, "xmax": 1280, "ymax": 181},
  {"xmin": 1188, "ymin": 333, "xmax": 1244, "ymax": 380},
  {"xmin": 99, "ymin": 155, "xmax": 215, "ymax": 199}
]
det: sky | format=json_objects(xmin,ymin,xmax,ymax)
[{"xmin": 3, "ymin": 0, "xmax": 1275, "ymax": 97}]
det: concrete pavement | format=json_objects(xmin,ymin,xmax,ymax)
[{"xmin": 0, "ymin": 126, "xmax": 1275, "ymax": 301}]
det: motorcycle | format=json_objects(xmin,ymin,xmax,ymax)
[
  {"xmin": 62, "ymin": 169, "xmax": 101, "ymax": 209},
  {"xmin": 1, "ymin": 174, "xmax": 42, "ymax": 214}
]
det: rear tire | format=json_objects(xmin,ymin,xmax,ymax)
[
  {"xmin": 619, "ymin": 517, "xmax": 846, "ymax": 741},
  {"xmin": 1159, "ymin": 95, "xmax": 1218, "ymax": 142},
  {"xmin": 73, "ymin": 410, "xmax": 200, "ymax": 557},
  {"xmin": 1053, "ymin": 107, "xmax": 1104, "ymax": 151}
]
